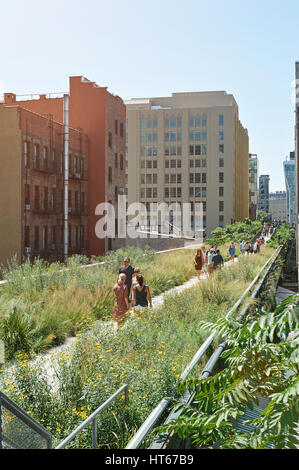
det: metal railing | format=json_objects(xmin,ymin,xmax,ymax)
[
  {"xmin": 125, "ymin": 244, "xmax": 282, "ymax": 449},
  {"xmin": 55, "ymin": 384, "xmax": 129, "ymax": 449},
  {"xmin": 0, "ymin": 391, "xmax": 52, "ymax": 449}
]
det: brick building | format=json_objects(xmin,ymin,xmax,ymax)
[
  {"xmin": 0, "ymin": 103, "xmax": 88, "ymax": 265},
  {"xmin": 1, "ymin": 76, "xmax": 126, "ymax": 265}
]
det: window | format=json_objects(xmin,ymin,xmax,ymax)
[
  {"xmin": 165, "ymin": 160, "xmax": 169, "ymax": 168},
  {"xmin": 219, "ymin": 215, "xmax": 224, "ymax": 227},
  {"xmin": 170, "ymin": 174, "xmax": 176, "ymax": 184},
  {"xmin": 189, "ymin": 187, "xmax": 194, "ymax": 197},
  {"xmin": 195, "ymin": 187, "xmax": 201, "ymax": 198},
  {"xmin": 25, "ymin": 184, "xmax": 30, "ymax": 205},
  {"xmin": 201, "ymin": 131, "xmax": 207, "ymax": 142},
  {"xmin": 146, "ymin": 118, "xmax": 152, "ymax": 129},
  {"xmin": 219, "ymin": 115, "xmax": 224, "ymax": 126},
  {"xmin": 202, "ymin": 144, "xmax": 207, "ymax": 155},
  {"xmin": 24, "ymin": 226, "xmax": 30, "ymax": 247},
  {"xmin": 44, "ymin": 187, "xmax": 48, "ymax": 210},
  {"xmin": 153, "ymin": 187, "xmax": 157, "ymax": 198},
  {"xmin": 120, "ymin": 154, "xmax": 124, "ymax": 170},
  {"xmin": 115, "ymin": 153, "xmax": 118, "ymax": 168},
  {"xmin": 202, "ymin": 187, "xmax": 207, "ymax": 197},
  {"xmin": 108, "ymin": 132, "xmax": 112, "ymax": 147},
  {"xmin": 202, "ymin": 173, "xmax": 206, "ymax": 184},
  {"xmin": 195, "ymin": 159, "xmax": 201, "ymax": 168},
  {"xmin": 165, "ymin": 174, "xmax": 169, "ymax": 184},
  {"xmin": 108, "ymin": 166, "xmax": 112, "ymax": 183},
  {"xmin": 219, "ymin": 129, "xmax": 224, "ymax": 140},
  {"xmin": 141, "ymin": 160, "xmax": 145, "ymax": 169},
  {"xmin": 34, "ymin": 144, "xmax": 40, "ymax": 168},
  {"xmin": 177, "ymin": 174, "xmax": 182, "ymax": 184},
  {"xmin": 177, "ymin": 160, "xmax": 181, "ymax": 168},
  {"xmin": 219, "ymin": 158, "xmax": 224, "ymax": 167},
  {"xmin": 153, "ymin": 118, "xmax": 157, "ymax": 128},
  {"xmin": 140, "ymin": 188, "xmax": 145, "ymax": 198},
  {"xmin": 153, "ymin": 160, "xmax": 157, "ymax": 169},
  {"xmin": 120, "ymin": 122, "xmax": 124, "ymax": 137},
  {"xmin": 34, "ymin": 186, "xmax": 40, "ymax": 209},
  {"xmin": 219, "ymin": 201, "xmax": 224, "ymax": 212},
  {"xmin": 146, "ymin": 160, "xmax": 152, "ymax": 169},
  {"xmin": 202, "ymin": 116, "xmax": 207, "ymax": 127},
  {"xmin": 195, "ymin": 145, "xmax": 201, "ymax": 155},
  {"xmin": 177, "ymin": 187, "xmax": 182, "ymax": 198},
  {"xmin": 195, "ymin": 173, "xmax": 201, "ymax": 184},
  {"xmin": 141, "ymin": 119, "xmax": 146, "ymax": 129},
  {"xmin": 202, "ymin": 159, "xmax": 206, "ymax": 168},
  {"xmin": 146, "ymin": 174, "xmax": 152, "ymax": 184},
  {"xmin": 189, "ymin": 174, "xmax": 194, "ymax": 184},
  {"xmin": 189, "ymin": 116, "xmax": 200, "ymax": 127},
  {"xmin": 165, "ymin": 188, "xmax": 169, "ymax": 198},
  {"xmin": 189, "ymin": 160, "xmax": 194, "ymax": 168},
  {"xmin": 170, "ymin": 187, "xmax": 176, "ymax": 198},
  {"xmin": 115, "ymin": 120, "xmax": 118, "ymax": 134},
  {"xmin": 219, "ymin": 186, "xmax": 224, "ymax": 197},
  {"xmin": 146, "ymin": 188, "xmax": 152, "ymax": 198},
  {"xmin": 141, "ymin": 174, "xmax": 145, "ymax": 185},
  {"xmin": 219, "ymin": 172, "xmax": 224, "ymax": 183},
  {"xmin": 34, "ymin": 227, "xmax": 39, "ymax": 250},
  {"xmin": 170, "ymin": 160, "xmax": 176, "ymax": 168},
  {"xmin": 115, "ymin": 186, "xmax": 118, "ymax": 201},
  {"xmin": 219, "ymin": 144, "xmax": 224, "ymax": 154},
  {"xmin": 24, "ymin": 142, "xmax": 30, "ymax": 167}
]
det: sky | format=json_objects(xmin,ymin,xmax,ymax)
[{"xmin": 0, "ymin": 0, "xmax": 298, "ymax": 192}]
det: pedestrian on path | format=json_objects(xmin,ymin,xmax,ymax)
[
  {"xmin": 229, "ymin": 242, "xmax": 236, "ymax": 262},
  {"xmin": 113, "ymin": 273, "xmax": 129, "ymax": 328},
  {"xmin": 207, "ymin": 249, "xmax": 215, "ymax": 276},
  {"xmin": 132, "ymin": 274, "xmax": 152, "ymax": 310},
  {"xmin": 212, "ymin": 249, "xmax": 224, "ymax": 271},
  {"xmin": 194, "ymin": 249, "xmax": 204, "ymax": 279},
  {"xmin": 118, "ymin": 257, "xmax": 134, "ymax": 301},
  {"xmin": 129, "ymin": 267, "xmax": 141, "ymax": 302}
]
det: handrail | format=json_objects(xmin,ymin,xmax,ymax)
[
  {"xmin": 55, "ymin": 384, "xmax": 128, "ymax": 449},
  {"xmin": 125, "ymin": 244, "xmax": 281, "ymax": 449}
]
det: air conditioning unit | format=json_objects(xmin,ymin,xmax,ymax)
[
  {"xmin": 25, "ymin": 204, "xmax": 31, "ymax": 211},
  {"xmin": 75, "ymin": 173, "xmax": 81, "ymax": 179},
  {"xmin": 25, "ymin": 247, "xmax": 31, "ymax": 254}
]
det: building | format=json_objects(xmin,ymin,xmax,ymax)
[
  {"xmin": 258, "ymin": 174, "xmax": 270, "ymax": 213},
  {"xmin": 249, "ymin": 153, "xmax": 258, "ymax": 219},
  {"xmin": 125, "ymin": 91, "xmax": 249, "ymax": 238},
  {"xmin": 284, "ymin": 151, "xmax": 295, "ymax": 226},
  {"xmin": 2, "ymin": 76, "xmax": 126, "ymax": 258},
  {"xmin": 0, "ymin": 103, "xmax": 88, "ymax": 266},
  {"xmin": 269, "ymin": 191, "xmax": 287, "ymax": 222}
]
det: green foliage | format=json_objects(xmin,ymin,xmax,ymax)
[
  {"xmin": 154, "ymin": 295, "xmax": 299, "ymax": 449},
  {"xmin": 267, "ymin": 222, "xmax": 293, "ymax": 248},
  {"xmin": 257, "ymin": 210, "xmax": 271, "ymax": 224},
  {"xmin": 206, "ymin": 219, "xmax": 262, "ymax": 247}
]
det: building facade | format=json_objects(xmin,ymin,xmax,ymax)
[
  {"xmin": 0, "ymin": 104, "xmax": 88, "ymax": 266},
  {"xmin": 3, "ymin": 76, "xmax": 126, "ymax": 258},
  {"xmin": 125, "ymin": 91, "xmax": 249, "ymax": 238},
  {"xmin": 258, "ymin": 174, "xmax": 270, "ymax": 213},
  {"xmin": 269, "ymin": 191, "xmax": 287, "ymax": 222},
  {"xmin": 284, "ymin": 151, "xmax": 295, "ymax": 226},
  {"xmin": 249, "ymin": 153, "xmax": 258, "ymax": 219}
]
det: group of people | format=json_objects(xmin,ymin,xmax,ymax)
[
  {"xmin": 113, "ymin": 257, "xmax": 152, "ymax": 328},
  {"xmin": 239, "ymin": 237, "xmax": 264, "ymax": 256},
  {"xmin": 193, "ymin": 245, "xmax": 225, "ymax": 278}
]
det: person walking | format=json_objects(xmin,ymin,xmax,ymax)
[
  {"xmin": 212, "ymin": 249, "xmax": 224, "ymax": 270},
  {"xmin": 129, "ymin": 267, "xmax": 141, "ymax": 302},
  {"xmin": 207, "ymin": 249, "xmax": 215, "ymax": 276},
  {"xmin": 118, "ymin": 257, "xmax": 134, "ymax": 301},
  {"xmin": 113, "ymin": 273, "xmax": 129, "ymax": 328},
  {"xmin": 229, "ymin": 242, "xmax": 236, "ymax": 262},
  {"xmin": 132, "ymin": 274, "xmax": 152, "ymax": 310},
  {"xmin": 201, "ymin": 246, "xmax": 208, "ymax": 273},
  {"xmin": 194, "ymin": 249, "xmax": 204, "ymax": 279}
]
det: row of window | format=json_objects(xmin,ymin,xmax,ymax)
[
  {"xmin": 25, "ymin": 185, "xmax": 86, "ymax": 211},
  {"xmin": 139, "ymin": 143, "xmax": 226, "ymax": 158},
  {"xmin": 114, "ymin": 153, "xmax": 124, "ymax": 170},
  {"xmin": 24, "ymin": 142, "xmax": 86, "ymax": 175},
  {"xmin": 24, "ymin": 225, "xmax": 85, "ymax": 251},
  {"xmin": 114, "ymin": 120, "xmax": 124, "ymax": 137},
  {"xmin": 189, "ymin": 173, "xmax": 207, "ymax": 184},
  {"xmin": 140, "ymin": 115, "xmax": 224, "ymax": 130}
]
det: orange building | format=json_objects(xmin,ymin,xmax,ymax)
[{"xmin": 2, "ymin": 76, "xmax": 126, "ymax": 259}]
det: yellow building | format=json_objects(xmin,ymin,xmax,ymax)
[{"xmin": 125, "ymin": 91, "xmax": 249, "ymax": 238}]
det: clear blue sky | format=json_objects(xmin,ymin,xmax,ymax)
[{"xmin": 0, "ymin": 0, "xmax": 298, "ymax": 191}]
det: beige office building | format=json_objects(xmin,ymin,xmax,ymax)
[{"xmin": 125, "ymin": 91, "xmax": 249, "ymax": 238}]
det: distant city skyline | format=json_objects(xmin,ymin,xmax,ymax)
[{"xmin": 0, "ymin": 0, "xmax": 298, "ymax": 192}]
